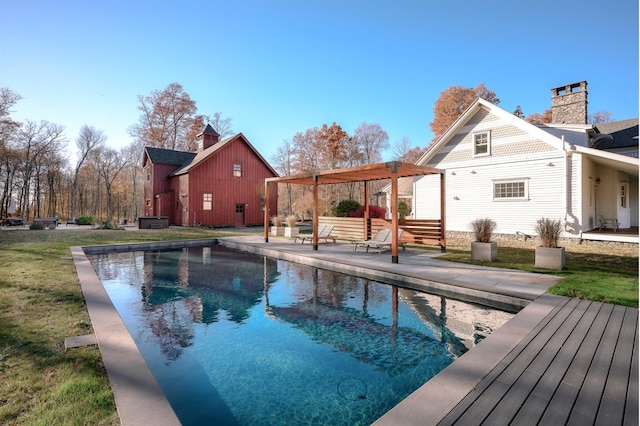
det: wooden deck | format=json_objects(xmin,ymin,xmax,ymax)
[
  {"xmin": 438, "ymin": 297, "xmax": 638, "ymax": 425},
  {"xmin": 375, "ymin": 295, "xmax": 638, "ymax": 425}
]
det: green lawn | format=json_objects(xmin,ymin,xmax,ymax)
[{"xmin": 0, "ymin": 227, "xmax": 636, "ymax": 424}]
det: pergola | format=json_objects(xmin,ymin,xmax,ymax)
[{"xmin": 263, "ymin": 161, "xmax": 445, "ymax": 264}]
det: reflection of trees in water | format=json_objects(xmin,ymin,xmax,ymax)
[
  {"xmin": 145, "ymin": 297, "xmax": 197, "ymax": 360},
  {"xmin": 136, "ymin": 246, "xmax": 278, "ymax": 361},
  {"xmin": 281, "ymin": 262, "xmax": 389, "ymax": 308}
]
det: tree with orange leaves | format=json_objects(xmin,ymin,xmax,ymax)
[{"xmin": 430, "ymin": 83, "xmax": 500, "ymax": 140}]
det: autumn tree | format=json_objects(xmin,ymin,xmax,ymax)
[
  {"xmin": 524, "ymin": 109, "xmax": 553, "ymax": 124},
  {"xmin": 430, "ymin": 83, "xmax": 500, "ymax": 140},
  {"xmin": 129, "ymin": 83, "xmax": 197, "ymax": 151},
  {"xmin": 271, "ymin": 139, "xmax": 295, "ymax": 215},
  {"xmin": 184, "ymin": 113, "xmax": 234, "ymax": 151}
]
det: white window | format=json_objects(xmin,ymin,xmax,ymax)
[
  {"xmin": 203, "ymin": 193, "xmax": 212, "ymax": 210},
  {"xmin": 493, "ymin": 179, "xmax": 528, "ymax": 200},
  {"xmin": 233, "ymin": 163, "xmax": 242, "ymax": 177},
  {"xmin": 473, "ymin": 131, "xmax": 491, "ymax": 157}
]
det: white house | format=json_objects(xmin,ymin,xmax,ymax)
[{"xmin": 395, "ymin": 81, "xmax": 638, "ymax": 239}]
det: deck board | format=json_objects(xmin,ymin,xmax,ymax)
[
  {"xmin": 433, "ymin": 298, "xmax": 638, "ymax": 426},
  {"xmin": 596, "ymin": 308, "xmax": 638, "ymax": 425}
]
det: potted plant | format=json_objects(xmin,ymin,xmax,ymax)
[
  {"xmin": 284, "ymin": 215, "xmax": 299, "ymax": 237},
  {"xmin": 470, "ymin": 218, "xmax": 497, "ymax": 261},
  {"xmin": 270, "ymin": 216, "xmax": 285, "ymax": 236},
  {"xmin": 534, "ymin": 217, "xmax": 565, "ymax": 270}
]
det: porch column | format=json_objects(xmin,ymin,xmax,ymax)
[{"xmin": 440, "ymin": 171, "xmax": 446, "ymax": 252}]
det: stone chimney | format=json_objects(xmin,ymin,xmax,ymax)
[
  {"xmin": 197, "ymin": 124, "xmax": 220, "ymax": 152},
  {"xmin": 550, "ymin": 81, "xmax": 588, "ymax": 124}
]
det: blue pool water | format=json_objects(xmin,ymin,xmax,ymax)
[{"xmin": 89, "ymin": 244, "xmax": 513, "ymax": 425}]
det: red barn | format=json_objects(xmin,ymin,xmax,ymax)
[{"xmin": 142, "ymin": 125, "xmax": 278, "ymax": 227}]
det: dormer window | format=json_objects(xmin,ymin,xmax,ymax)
[
  {"xmin": 233, "ymin": 163, "xmax": 242, "ymax": 177},
  {"xmin": 473, "ymin": 131, "xmax": 491, "ymax": 157}
]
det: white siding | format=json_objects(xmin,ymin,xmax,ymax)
[{"xmin": 415, "ymin": 158, "xmax": 567, "ymax": 235}]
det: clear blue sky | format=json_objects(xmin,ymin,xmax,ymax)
[{"xmin": 2, "ymin": 0, "xmax": 638, "ymax": 162}]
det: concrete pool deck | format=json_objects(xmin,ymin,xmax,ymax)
[{"xmin": 71, "ymin": 236, "xmax": 638, "ymax": 425}]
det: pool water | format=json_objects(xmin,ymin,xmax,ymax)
[{"xmin": 89, "ymin": 245, "xmax": 513, "ymax": 425}]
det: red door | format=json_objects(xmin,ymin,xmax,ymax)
[{"xmin": 235, "ymin": 204, "xmax": 245, "ymax": 227}]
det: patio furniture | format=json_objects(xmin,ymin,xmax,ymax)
[
  {"xmin": 295, "ymin": 225, "xmax": 336, "ymax": 244},
  {"xmin": 597, "ymin": 215, "xmax": 619, "ymax": 232},
  {"xmin": 352, "ymin": 229, "xmax": 406, "ymax": 254}
]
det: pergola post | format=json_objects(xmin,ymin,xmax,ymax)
[
  {"xmin": 390, "ymin": 163, "xmax": 399, "ymax": 264},
  {"xmin": 363, "ymin": 181, "xmax": 370, "ymax": 240},
  {"xmin": 264, "ymin": 181, "xmax": 270, "ymax": 242},
  {"xmin": 312, "ymin": 175, "xmax": 319, "ymax": 251}
]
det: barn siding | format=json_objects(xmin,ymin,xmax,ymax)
[{"xmin": 185, "ymin": 138, "xmax": 276, "ymax": 227}]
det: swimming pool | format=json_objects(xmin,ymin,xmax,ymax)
[{"xmin": 89, "ymin": 244, "xmax": 513, "ymax": 425}]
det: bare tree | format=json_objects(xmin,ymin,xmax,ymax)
[
  {"xmin": 589, "ymin": 111, "xmax": 613, "ymax": 124},
  {"xmin": 392, "ymin": 136, "xmax": 426, "ymax": 163},
  {"xmin": 16, "ymin": 120, "xmax": 66, "ymax": 220},
  {"xmin": 93, "ymin": 146, "xmax": 128, "ymax": 223},
  {"xmin": 272, "ymin": 139, "xmax": 295, "ymax": 215},
  {"xmin": 71, "ymin": 125, "xmax": 106, "ymax": 219},
  {"xmin": 352, "ymin": 122, "xmax": 389, "ymax": 164}
]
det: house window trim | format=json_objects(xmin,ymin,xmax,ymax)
[
  {"xmin": 233, "ymin": 163, "xmax": 242, "ymax": 177},
  {"xmin": 493, "ymin": 178, "xmax": 529, "ymax": 201},
  {"xmin": 203, "ymin": 193, "xmax": 212, "ymax": 210},
  {"xmin": 473, "ymin": 131, "xmax": 491, "ymax": 157}
]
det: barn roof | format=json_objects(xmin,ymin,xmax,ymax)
[{"xmin": 144, "ymin": 147, "xmax": 196, "ymax": 166}]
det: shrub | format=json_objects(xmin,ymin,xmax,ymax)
[
  {"xmin": 398, "ymin": 200, "xmax": 410, "ymax": 219},
  {"xmin": 271, "ymin": 216, "xmax": 283, "ymax": 227},
  {"xmin": 285, "ymin": 215, "xmax": 298, "ymax": 227},
  {"xmin": 29, "ymin": 221, "xmax": 45, "ymax": 230},
  {"xmin": 470, "ymin": 218, "xmax": 497, "ymax": 243},
  {"xmin": 535, "ymin": 217, "xmax": 563, "ymax": 248},
  {"xmin": 350, "ymin": 205, "xmax": 387, "ymax": 218},
  {"xmin": 335, "ymin": 199, "xmax": 361, "ymax": 217},
  {"xmin": 100, "ymin": 220, "xmax": 121, "ymax": 230},
  {"xmin": 77, "ymin": 216, "xmax": 95, "ymax": 225}
]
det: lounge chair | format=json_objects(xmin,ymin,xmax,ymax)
[
  {"xmin": 295, "ymin": 225, "xmax": 336, "ymax": 244},
  {"xmin": 597, "ymin": 215, "xmax": 619, "ymax": 232},
  {"xmin": 352, "ymin": 229, "xmax": 406, "ymax": 254}
]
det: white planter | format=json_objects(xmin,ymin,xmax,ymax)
[
  {"xmin": 284, "ymin": 227, "xmax": 299, "ymax": 237},
  {"xmin": 270, "ymin": 226, "xmax": 285, "ymax": 236},
  {"xmin": 471, "ymin": 241, "xmax": 497, "ymax": 262},
  {"xmin": 535, "ymin": 246, "xmax": 565, "ymax": 270}
]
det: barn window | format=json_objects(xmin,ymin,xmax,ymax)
[
  {"xmin": 493, "ymin": 179, "xmax": 528, "ymax": 200},
  {"xmin": 233, "ymin": 163, "xmax": 242, "ymax": 177},
  {"xmin": 203, "ymin": 193, "xmax": 212, "ymax": 210},
  {"xmin": 473, "ymin": 131, "xmax": 491, "ymax": 157}
]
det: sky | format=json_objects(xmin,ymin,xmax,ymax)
[{"xmin": 2, "ymin": 0, "xmax": 638, "ymax": 164}]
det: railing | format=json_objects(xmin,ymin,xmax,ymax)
[{"xmin": 317, "ymin": 216, "xmax": 445, "ymax": 249}]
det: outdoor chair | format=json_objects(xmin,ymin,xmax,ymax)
[
  {"xmin": 597, "ymin": 215, "xmax": 619, "ymax": 232},
  {"xmin": 295, "ymin": 224, "xmax": 336, "ymax": 244}
]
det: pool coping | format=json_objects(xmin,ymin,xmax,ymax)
[{"xmin": 72, "ymin": 237, "xmax": 561, "ymax": 425}]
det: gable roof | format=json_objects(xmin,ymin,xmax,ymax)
[
  {"xmin": 592, "ymin": 118, "xmax": 639, "ymax": 150},
  {"xmin": 144, "ymin": 147, "xmax": 196, "ymax": 167},
  {"xmin": 416, "ymin": 98, "xmax": 565, "ymax": 166},
  {"xmin": 171, "ymin": 132, "xmax": 278, "ymax": 177}
]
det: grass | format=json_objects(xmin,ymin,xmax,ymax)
[
  {"xmin": 0, "ymin": 227, "xmax": 242, "ymax": 425},
  {"xmin": 438, "ymin": 238, "xmax": 638, "ymax": 308},
  {"xmin": 0, "ymin": 226, "xmax": 636, "ymax": 424}
]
